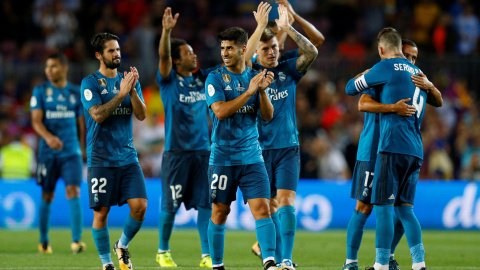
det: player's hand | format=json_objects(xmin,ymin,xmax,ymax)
[
  {"xmin": 246, "ymin": 70, "xmax": 267, "ymax": 96},
  {"xmin": 162, "ymin": 7, "xmax": 179, "ymax": 31},
  {"xmin": 253, "ymin": 2, "xmax": 272, "ymax": 29},
  {"xmin": 276, "ymin": 0, "xmax": 296, "ymax": 16},
  {"xmin": 259, "ymin": 70, "xmax": 274, "ymax": 92},
  {"xmin": 46, "ymin": 135, "xmax": 63, "ymax": 150},
  {"xmin": 275, "ymin": 5, "xmax": 290, "ymax": 31},
  {"xmin": 130, "ymin": 66, "xmax": 139, "ymax": 92},
  {"xmin": 411, "ymin": 73, "xmax": 433, "ymax": 92},
  {"xmin": 120, "ymin": 71, "xmax": 135, "ymax": 96},
  {"xmin": 393, "ymin": 98, "xmax": 416, "ymax": 117}
]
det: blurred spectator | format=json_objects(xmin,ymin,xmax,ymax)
[
  {"xmin": 114, "ymin": 0, "xmax": 149, "ymax": 32},
  {"xmin": 311, "ymin": 131, "xmax": 350, "ymax": 180},
  {"xmin": 454, "ymin": 3, "xmax": 480, "ymax": 55},
  {"xmin": 432, "ymin": 14, "xmax": 458, "ymax": 56},
  {"xmin": 40, "ymin": 0, "xmax": 78, "ymax": 50},
  {"xmin": 461, "ymin": 152, "xmax": 480, "ymax": 180},
  {"xmin": 0, "ymin": 124, "xmax": 35, "ymax": 180}
]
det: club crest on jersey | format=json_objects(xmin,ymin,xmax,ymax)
[
  {"xmin": 112, "ymin": 85, "xmax": 119, "ymax": 94},
  {"xmin": 46, "ymin": 88, "xmax": 53, "ymax": 102},
  {"xmin": 278, "ymin": 72, "xmax": 286, "ymax": 81},
  {"xmin": 98, "ymin": 78, "xmax": 107, "ymax": 87},
  {"xmin": 57, "ymin": 94, "xmax": 65, "ymax": 101},
  {"xmin": 222, "ymin": 74, "xmax": 231, "ymax": 83}
]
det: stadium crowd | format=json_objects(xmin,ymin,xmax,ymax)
[{"xmin": 1, "ymin": 0, "xmax": 480, "ymax": 181}]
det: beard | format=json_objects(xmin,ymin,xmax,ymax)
[{"xmin": 103, "ymin": 56, "xmax": 121, "ymax": 69}]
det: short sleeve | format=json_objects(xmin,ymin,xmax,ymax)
[
  {"xmin": 80, "ymin": 78, "xmax": 103, "ymax": 112},
  {"xmin": 76, "ymin": 92, "xmax": 84, "ymax": 117},
  {"xmin": 205, "ymin": 73, "xmax": 225, "ymax": 107},
  {"xmin": 30, "ymin": 86, "xmax": 43, "ymax": 110},
  {"xmin": 156, "ymin": 69, "xmax": 175, "ymax": 87}
]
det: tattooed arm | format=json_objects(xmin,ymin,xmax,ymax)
[
  {"xmin": 88, "ymin": 72, "xmax": 135, "ymax": 123},
  {"xmin": 275, "ymin": 4, "xmax": 318, "ymax": 74}
]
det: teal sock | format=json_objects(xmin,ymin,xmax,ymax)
[
  {"xmin": 39, "ymin": 200, "xmax": 51, "ymax": 243},
  {"xmin": 208, "ymin": 220, "xmax": 225, "ymax": 266},
  {"xmin": 158, "ymin": 211, "xmax": 176, "ymax": 250},
  {"xmin": 256, "ymin": 218, "xmax": 276, "ymax": 261},
  {"xmin": 346, "ymin": 210, "xmax": 369, "ymax": 260},
  {"xmin": 374, "ymin": 205, "xmax": 393, "ymax": 265},
  {"xmin": 391, "ymin": 211, "xmax": 404, "ymax": 254},
  {"xmin": 119, "ymin": 215, "xmax": 143, "ymax": 247},
  {"xmin": 92, "ymin": 227, "xmax": 112, "ymax": 265},
  {"xmin": 279, "ymin": 206, "xmax": 296, "ymax": 261},
  {"xmin": 271, "ymin": 211, "xmax": 282, "ymax": 262},
  {"xmin": 68, "ymin": 197, "xmax": 83, "ymax": 242},
  {"xmin": 395, "ymin": 205, "xmax": 424, "ymax": 263},
  {"xmin": 197, "ymin": 207, "xmax": 211, "ymax": 255}
]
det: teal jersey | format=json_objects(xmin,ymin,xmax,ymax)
[
  {"xmin": 357, "ymin": 89, "xmax": 380, "ymax": 162},
  {"xmin": 205, "ymin": 66, "xmax": 263, "ymax": 166},
  {"xmin": 253, "ymin": 58, "xmax": 304, "ymax": 150},
  {"xmin": 80, "ymin": 71, "xmax": 143, "ymax": 167},
  {"xmin": 30, "ymin": 81, "xmax": 83, "ymax": 159},
  {"xmin": 345, "ymin": 58, "xmax": 427, "ymax": 160}
]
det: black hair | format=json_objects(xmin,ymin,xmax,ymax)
[
  {"xmin": 218, "ymin": 27, "xmax": 248, "ymax": 47},
  {"xmin": 90, "ymin": 33, "xmax": 120, "ymax": 54},
  {"xmin": 171, "ymin": 38, "xmax": 188, "ymax": 62},
  {"xmin": 47, "ymin": 52, "xmax": 68, "ymax": 65},
  {"xmin": 402, "ymin": 39, "xmax": 417, "ymax": 48}
]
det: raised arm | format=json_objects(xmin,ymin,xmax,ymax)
[
  {"xmin": 276, "ymin": 0, "xmax": 325, "ymax": 48},
  {"xmin": 245, "ymin": 2, "xmax": 272, "ymax": 67},
  {"xmin": 129, "ymin": 67, "xmax": 146, "ymax": 121},
  {"xmin": 276, "ymin": 4, "xmax": 318, "ymax": 74},
  {"xmin": 411, "ymin": 72, "xmax": 443, "ymax": 107},
  {"xmin": 88, "ymin": 72, "xmax": 135, "ymax": 124},
  {"xmin": 258, "ymin": 70, "xmax": 274, "ymax": 121},
  {"xmin": 158, "ymin": 7, "xmax": 179, "ymax": 78},
  {"xmin": 358, "ymin": 93, "xmax": 416, "ymax": 117},
  {"xmin": 211, "ymin": 70, "xmax": 272, "ymax": 120},
  {"xmin": 31, "ymin": 109, "xmax": 63, "ymax": 150}
]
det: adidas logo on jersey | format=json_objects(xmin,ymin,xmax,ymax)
[
  {"xmin": 388, "ymin": 194, "xmax": 395, "ymax": 200},
  {"xmin": 101, "ymin": 89, "xmax": 108, "ymax": 95},
  {"xmin": 225, "ymin": 85, "xmax": 232, "ymax": 91}
]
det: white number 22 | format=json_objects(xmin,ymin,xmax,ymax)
[{"xmin": 91, "ymin": 178, "xmax": 107, "ymax": 193}]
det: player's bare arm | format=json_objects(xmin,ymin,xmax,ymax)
[
  {"xmin": 276, "ymin": 5, "xmax": 318, "ymax": 74},
  {"xmin": 159, "ymin": 7, "xmax": 179, "ymax": 78},
  {"xmin": 258, "ymin": 70, "xmax": 275, "ymax": 121},
  {"xmin": 129, "ymin": 67, "xmax": 147, "ymax": 121},
  {"xmin": 76, "ymin": 115, "xmax": 86, "ymax": 159},
  {"xmin": 276, "ymin": 0, "xmax": 324, "ymax": 48},
  {"xmin": 210, "ymin": 70, "xmax": 267, "ymax": 121},
  {"xmin": 354, "ymin": 69, "xmax": 370, "ymax": 79},
  {"xmin": 358, "ymin": 93, "xmax": 416, "ymax": 117},
  {"xmin": 245, "ymin": 1, "xmax": 272, "ymax": 67},
  {"xmin": 411, "ymin": 72, "xmax": 443, "ymax": 107},
  {"xmin": 31, "ymin": 109, "xmax": 63, "ymax": 150},
  {"xmin": 88, "ymin": 72, "xmax": 135, "ymax": 124}
]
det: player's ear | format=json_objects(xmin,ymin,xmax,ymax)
[
  {"xmin": 241, "ymin": 45, "xmax": 247, "ymax": 54},
  {"xmin": 95, "ymin": 52, "xmax": 102, "ymax": 61}
]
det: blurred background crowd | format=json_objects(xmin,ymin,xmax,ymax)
[{"xmin": 1, "ymin": 0, "xmax": 480, "ymax": 181}]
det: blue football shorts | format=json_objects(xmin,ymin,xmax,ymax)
[
  {"xmin": 208, "ymin": 162, "xmax": 270, "ymax": 205},
  {"xmin": 87, "ymin": 162, "xmax": 147, "ymax": 208},
  {"xmin": 262, "ymin": 146, "xmax": 300, "ymax": 197},
  {"xmin": 160, "ymin": 150, "xmax": 211, "ymax": 212},
  {"xmin": 36, "ymin": 155, "xmax": 82, "ymax": 193},
  {"xmin": 371, "ymin": 152, "xmax": 422, "ymax": 205},
  {"xmin": 350, "ymin": 160, "xmax": 376, "ymax": 203}
]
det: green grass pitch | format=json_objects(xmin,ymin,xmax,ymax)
[{"xmin": 0, "ymin": 229, "xmax": 478, "ymax": 269}]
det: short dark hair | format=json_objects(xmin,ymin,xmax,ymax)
[
  {"xmin": 90, "ymin": 33, "xmax": 120, "ymax": 54},
  {"xmin": 171, "ymin": 38, "xmax": 188, "ymax": 62},
  {"xmin": 266, "ymin": 20, "xmax": 277, "ymax": 29},
  {"xmin": 218, "ymin": 27, "xmax": 248, "ymax": 47},
  {"xmin": 402, "ymin": 39, "xmax": 417, "ymax": 48},
  {"xmin": 260, "ymin": 28, "xmax": 276, "ymax": 43},
  {"xmin": 47, "ymin": 52, "xmax": 68, "ymax": 65},
  {"xmin": 376, "ymin": 27, "xmax": 401, "ymax": 49}
]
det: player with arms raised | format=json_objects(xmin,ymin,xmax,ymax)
[
  {"xmin": 81, "ymin": 33, "xmax": 147, "ymax": 270},
  {"xmin": 205, "ymin": 27, "xmax": 278, "ymax": 270}
]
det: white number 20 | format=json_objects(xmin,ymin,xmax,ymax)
[
  {"xmin": 412, "ymin": 87, "xmax": 424, "ymax": 118},
  {"xmin": 91, "ymin": 177, "xmax": 107, "ymax": 193},
  {"xmin": 211, "ymin": 174, "xmax": 228, "ymax": 190}
]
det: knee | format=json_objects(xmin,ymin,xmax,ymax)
[
  {"xmin": 252, "ymin": 202, "xmax": 271, "ymax": 219},
  {"xmin": 211, "ymin": 206, "xmax": 230, "ymax": 225},
  {"xmin": 66, "ymin": 185, "xmax": 80, "ymax": 199},
  {"xmin": 270, "ymin": 197, "xmax": 279, "ymax": 213},
  {"xmin": 42, "ymin": 193, "xmax": 55, "ymax": 203},
  {"xmin": 94, "ymin": 208, "xmax": 109, "ymax": 222},
  {"xmin": 356, "ymin": 203, "xmax": 373, "ymax": 215},
  {"xmin": 131, "ymin": 200, "xmax": 147, "ymax": 217},
  {"xmin": 278, "ymin": 196, "xmax": 295, "ymax": 208}
]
